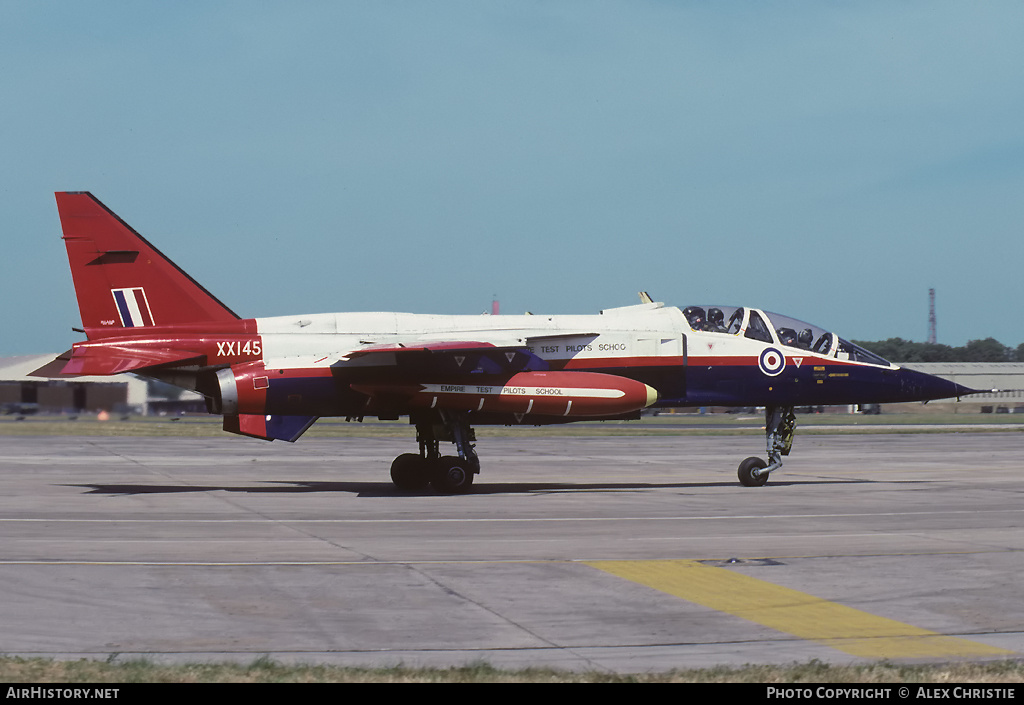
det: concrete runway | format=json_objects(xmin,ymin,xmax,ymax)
[{"xmin": 1, "ymin": 430, "xmax": 1023, "ymax": 673}]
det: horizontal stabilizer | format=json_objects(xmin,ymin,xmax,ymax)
[
  {"xmin": 27, "ymin": 350, "xmax": 75, "ymax": 378},
  {"xmin": 30, "ymin": 346, "xmax": 203, "ymax": 377}
]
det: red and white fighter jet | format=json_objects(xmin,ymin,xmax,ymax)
[{"xmin": 33, "ymin": 192, "xmax": 975, "ymax": 490}]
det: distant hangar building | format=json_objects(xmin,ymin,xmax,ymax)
[{"xmin": 0, "ymin": 354, "xmax": 148, "ymax": 415}]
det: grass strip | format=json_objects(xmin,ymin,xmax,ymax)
[{"xmin": 1, "ymin": 656, "xmax": 1022, "ymax": 683}]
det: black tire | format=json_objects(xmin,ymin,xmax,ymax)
[
  {"xmin": 431, "ymin": 456, "xmax": 475, "ymax": 494},
  {"xmin": 391, "ymin": 453, "xmax": 430, "ymax": 491},
  {"xmin": 738, "ymin": 456, "xmax": 769, "ymax": 487}
]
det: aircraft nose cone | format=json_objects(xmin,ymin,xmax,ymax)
[{"xmin": 900, "ymin": 367, "xmax": 978, "ymax": 402}]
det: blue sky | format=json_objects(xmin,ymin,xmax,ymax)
[{"xmin": 3, "ymin": 1, "xmax": 1023, "ymax": 354}]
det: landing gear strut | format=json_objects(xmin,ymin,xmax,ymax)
[
  {"xmin": 390, "ymin": 411, "xmax": 479, "ymax": 494},
  {"xmin": 738, "ymin": 405, "xmax": 795, "ymax": 487}
]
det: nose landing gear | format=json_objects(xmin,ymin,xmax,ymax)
[{"xmin": 738, "ymin": 405, "xmax": 795, "ymax": 487}]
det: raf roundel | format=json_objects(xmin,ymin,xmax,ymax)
[{"xmin": 758, "ymin": 347, "xmax": 786, "ymax": 377}]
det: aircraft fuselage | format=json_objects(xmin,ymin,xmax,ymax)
[
  {"xmin": 69, "ymin": 302, "xmax": 966, "ymax": 423},
  {"xmin": 36, "ymin": 192, "xmax": 975, "ymax": 489}
]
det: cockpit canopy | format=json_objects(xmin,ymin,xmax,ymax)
[{"xmin": 681, "ymin": 305, "xmax": 891, "ymax": 367}]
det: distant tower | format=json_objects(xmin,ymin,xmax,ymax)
[
  {"xmin": 927, "ymin": 288, "xmax": 936, "ymax": 344},
  {"xmin": 492, "ymin": 297, "xmax": 499, "ymax": 316}
]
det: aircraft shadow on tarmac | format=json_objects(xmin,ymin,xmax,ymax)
[{"xmin": 67, "ymin": 477, "xmax": 878, "ymax": 497}]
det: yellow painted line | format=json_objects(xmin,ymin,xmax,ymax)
[{"xmin": 586, "ymin": 560, "xmax": 1013, "ymax": 659}]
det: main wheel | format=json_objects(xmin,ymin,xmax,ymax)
[
  {"xmin": 431, "ymin": 456, "xmax": 475, "ymax": 494},
  {"xmin": 391, "ymin": 453, "xmax": 431, "ymax": 491},
  {"xmin": 738, "ymin": 456, "xmax": 769, "ymax": 487}
]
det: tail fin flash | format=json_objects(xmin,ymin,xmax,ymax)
[{"xmin": 56, "ymin": 192, "xmax": 239, "ymax": 336}]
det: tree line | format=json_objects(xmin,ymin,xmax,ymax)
[{"xmin": 851, "ymin": 337, "xmax": 1024, "ymax": 363}]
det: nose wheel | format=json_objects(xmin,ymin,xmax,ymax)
[
  {"xmin": 738, "ymin": 405, "xmax": 796, "ymax": 487},
  {"xmin": 737, "ymin": 456, "xmax": 769, "ymax": 487}
]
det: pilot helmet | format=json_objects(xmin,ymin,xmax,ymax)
[{"xmin": 683, "ymin": 306, "xmax": 706, "ymax": 329}]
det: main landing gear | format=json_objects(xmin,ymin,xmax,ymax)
[
  {"xmin": 390, "ymin": 411, "xmax": 479, "ymax": 494},
  {"xmin": 737, "ymin": 405, "xmax": 796, "ymax": 487}
]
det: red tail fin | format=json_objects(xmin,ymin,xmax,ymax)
[{"xmin": 56, "ymin": 192, "xmax": 239, "ymax": 337}]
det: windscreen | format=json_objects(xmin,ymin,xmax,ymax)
[
  {"xmin": 762, "ymin": 311, "xmax": 833, "ymax": 354},
  {"xmin": 681, "ymin": 305, "xmax": 891, "ymax": 366},
  {"xmin": 836, "ymin": 338, "xmax": 891, "ymax": 366}
]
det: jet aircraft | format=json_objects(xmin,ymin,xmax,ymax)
[{"xmin": 33, "ymin": 192, "xmax": 975, "ymax": 491}]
